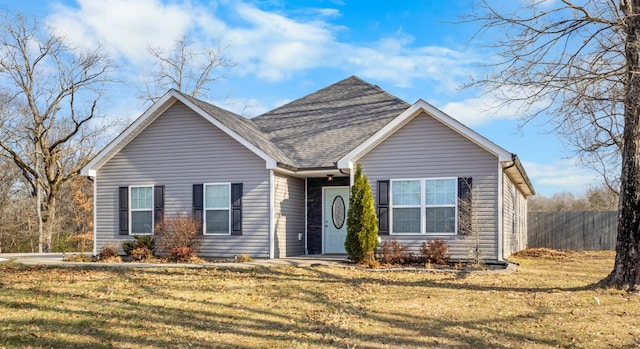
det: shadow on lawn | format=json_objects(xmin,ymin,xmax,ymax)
[{"xmin": 0, "ymin": 263, "xmax": 602, "ymax": 348}]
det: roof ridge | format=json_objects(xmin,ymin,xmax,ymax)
[
  {"xmin": 253, "ymin": 75, "xmax": 407, "ymax": 120},
  {"xmin": 250, "ymin": 76, "xmax": 411, "ymax": 168}
]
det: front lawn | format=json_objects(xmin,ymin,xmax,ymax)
[{"xmin": 0, "ymin": 250, "xmax": 638, "ymax": 348}]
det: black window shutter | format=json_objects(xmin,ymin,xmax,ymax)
[
  {"xmin": 377, "ymin": 180, "xmax": 389, "ymax": 235},
  {"xmin": 193, "ymin": 184, "xmax": 203, "ymax": 234},
  {"xmin": 154, "ymin": 185, "xmax": 165, "ymax": 226},
  {"xmin": 118, "ymin": 187, "xmax": 129, "ymax": 235},
  {"xmin": 231, "ymin": 183, "xmax": 243, "ymax": 236},
  {"xmin": 458, "ymin": 177, "xmax": 473, "ymax": 235}
]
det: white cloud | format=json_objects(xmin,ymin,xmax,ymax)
[
  {"xmin": 522, "ymin": 159, "xmax": 599, "ymax": 196},
  {"xmin": 47, "ymin": 0, "xmax": 194, "ymax": 63},
  {"xmin": 223, "ymin": 3, "xmax": 336, "ymax": 81},
  {"xmin": 440, "ymin": 85, "xmax": 552, "ymax": 126},
  {"xmin": 345, "ymin": 36, "xmax": 478, "ymax": 89},
  {"xmin": 45, "ymin": 1, "xmax": 482, "ymax": 91}
]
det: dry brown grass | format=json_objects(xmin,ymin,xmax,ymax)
[{"xmin": 0, "ymin": 250, "xmax": 638, "ymax": 348}]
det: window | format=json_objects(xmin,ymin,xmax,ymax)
[
  {"xmin": 392, "ymin": 180, "xmax": 421, "ymax": 233},
  {"xmin": 130, "ymin": 186, "xmax": 153, "ymax": 235},
  {"xmin": 425, "ymin": 179, "xmax": 456, "ymax": 233},
  {"xmin": 204, "ymin": 183, "xmax": 230, "ymax": 235},
  {"xmin": 390, "ymin": 178, "xmax": 457, "ymax": 234}
]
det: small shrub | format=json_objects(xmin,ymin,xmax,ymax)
[
  {"xmin": 98, "ymin": 246, "xmax": 122, "ymax": 263},
  {"xmin": 169, "ymin": 246, "xmax": 195, "ymax": 263},
  {"xmin": 378, "ymin": 240, "xmax": 410, "ymax": 265},
  {"xmin": 122, "ymin": 235, "xmax": 156, "ymax": 259},
  {"xmin": 155, "ymin": 214, "xmax": 201, "ymax": 258},
  {"xmin": 236, "ymin": 253, "xmax": 252, "ymax": 262},
  {"xmin": 130, "ymin": 245, "xmax": 153, "ymax": 261},
  {"xmin": 122, "ymin": 240, "xmax": 136, "ymax": 255},
  {"xmin": 63, "ymin": 253, "xmax": 93, "ymax": 262},
  {"xmin": 420, "ymin": 239, "xmax": 450, "ymax": 265},
  {"xmin": 134, "ymin": 235, "xmax": 155, "ymax": 252}
]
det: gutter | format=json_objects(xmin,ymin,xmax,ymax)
[{"xmin": 502, "ymin": 154, "xmax": 536, "ymax": 197}]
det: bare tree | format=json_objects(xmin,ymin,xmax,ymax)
[
  {"xmin": 466, "ymin": 0, "xmax": 640, "ymax": 290},
  {"xmin": 141, "ymin": 36, "xmax": 235, "ymax": 103},
  {"xmin": 0, "ymin": 14, "xmax": 113, "ymax": 252}
]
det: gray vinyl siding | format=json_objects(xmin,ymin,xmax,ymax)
[
  {"xmin": 503, "ymin": 173, "xmax": 528, "ymax": 257},
  {"xmin": 95, "ymin": 101, "xmax": 271, "ymax": 258},
  {"xmin": 357, "ymin": 111, "xmax": 500, "ymax": 261},
  {"xmin": 273, "ymin": 174, "xmax": 306, "ymax": 257}
]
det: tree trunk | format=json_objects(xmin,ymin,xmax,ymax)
[
  {"xmin": 41, "ymin": 194, "xmax": 57, "ymax": 253},
  {"xmin": 601, "ymin": 0, "xmax": 640, "ymax": 290}
]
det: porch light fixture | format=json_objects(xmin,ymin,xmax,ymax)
[{"xmin": 327, "ymin": 174, "xmax": 334, "ymax": 181}]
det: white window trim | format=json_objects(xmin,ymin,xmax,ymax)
[
  {"xmin": 203, "ymin": 183, "xmax": 231, "ymax": 236},
  {"xmin": 129, "ymin": 185, "xmax": 154, "ymax": 235},
  {"xmin": 389, "ymin": 177, "xmax": 458, "ymax": 235}
]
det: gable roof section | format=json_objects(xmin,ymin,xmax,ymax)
[
  {"xmin": 81, "ymin": 89, "xmax": 291, "ymax": 176},
  {"xmin": 177, "ymin": 92, "xmax": 294, "ymax": 166},
  {"xmin": 252, "ymin": 76, "xmax": 410, "ymax": 168},
  {"xmin": 338, "ymin": 99, "xmax": 513, "ymax": 167},
  {"xmin": 337, "ymin": 99, "xmax": 535, "ymax": 196}
]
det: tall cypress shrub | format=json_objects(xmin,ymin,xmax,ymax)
[{"xmin": 345, "ymin": 164, "xmax": 378, "ymax": 263}]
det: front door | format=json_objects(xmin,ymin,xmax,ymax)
[{"xmin": 324, "ymin": 187, "xmax": 349, "ymax": 254}]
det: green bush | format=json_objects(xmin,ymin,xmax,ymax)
[
  {"xmin": 122, "ymin": 240, "xmax": 136, "ymax": 255},
  {"xmin": 345, "ymin": 164, "xmax": 378, "ymax": 264},
  {"xmin": 122, "ymin": 235, "xmax": 156, "ymax": 256},
  {"xmin": 130, "ymin": 245, "xmax": 153, "ymax": 261}
]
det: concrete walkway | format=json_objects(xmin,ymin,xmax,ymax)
[
  {"xmin": 0, "ymin": 253, "xmax": 348, "ymax": 269},
  {"xmin": 0, "ymin": 253, "xmax": 516, "ymax": 274}
]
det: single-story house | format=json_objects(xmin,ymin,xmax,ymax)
[{"xmin": 81, "ymin": 76, "xmax": 534, "ymax": 261}]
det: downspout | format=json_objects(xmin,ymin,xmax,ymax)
[
  {"xmin": 503, "ymin": 154, "xmax": 517, "ymax": 171},
  {"xmin": 304, "ymin": 177, "xmax": 308, "ymax": 255},
  {"xmin": 269, "ymin": 170, "xmax": 275, "ymax": 259},
  {"xmin": 89, "ymin": 175, "xmax": 97, "ymax": 257},
  {"xmin": 497, "ymin": 154, "xmax": 517, "ymax": 261}
]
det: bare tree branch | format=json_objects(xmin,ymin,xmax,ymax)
[
  {"xmin": 464, "ymin": 0, "xmax": 640, "ymax": 290},
  {"xmin": 140, "ymin": 36, "xmax": 236, "ymax": 103},
  {"xmin": 0, "ymin": 13, "xmax": 114, "ymax": 252}
]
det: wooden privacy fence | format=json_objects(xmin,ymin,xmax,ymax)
[{"xmin": 527, "ymin": 211, "xmax": 617, "ymax": 250}]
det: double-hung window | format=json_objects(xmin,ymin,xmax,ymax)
[
  {"xmin": 391, "ymin": 180, "xmax": 421, "ymax": 233},
  {"xmin": 204, "ymin": 183, "xmax": 230, "ymax": 235},
  {"xmin": 130, "ymin": 186, "xmax": 153, "ymax": 235},
  {"xmin": 390, "ymin": 178, "xmax": 457, "ymax": 234},
  {"xmin": 425, "ymin": 178, "xmax": 457, "ymax": 233}
]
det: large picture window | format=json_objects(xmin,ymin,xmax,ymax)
[
  {"xmin": 390, "ymin": 178, "xmax": 457, "ymax": 234},
  {"xmin": 130, "ymin": 186, "xmax": 153, "ymax": 235},
  {"xmin": 204, "ymin": 183, "xmax": 230, "ymax": 235}
]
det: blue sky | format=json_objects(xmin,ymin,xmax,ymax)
[{"xmin": 2, "ymin": 0, "xmax": 602, "ymax": 196}]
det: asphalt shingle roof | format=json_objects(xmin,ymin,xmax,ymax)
[
  {"xmin": 176, "ymin": 76, "xmax": 409, "ymax": 169},
  {"xmin": 177, "ymin": 91, "xmax": 296, "ymax": 166},
  {"xmin": 252, "ymin": 76, "xmax": 410, "ymax": 168}
]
